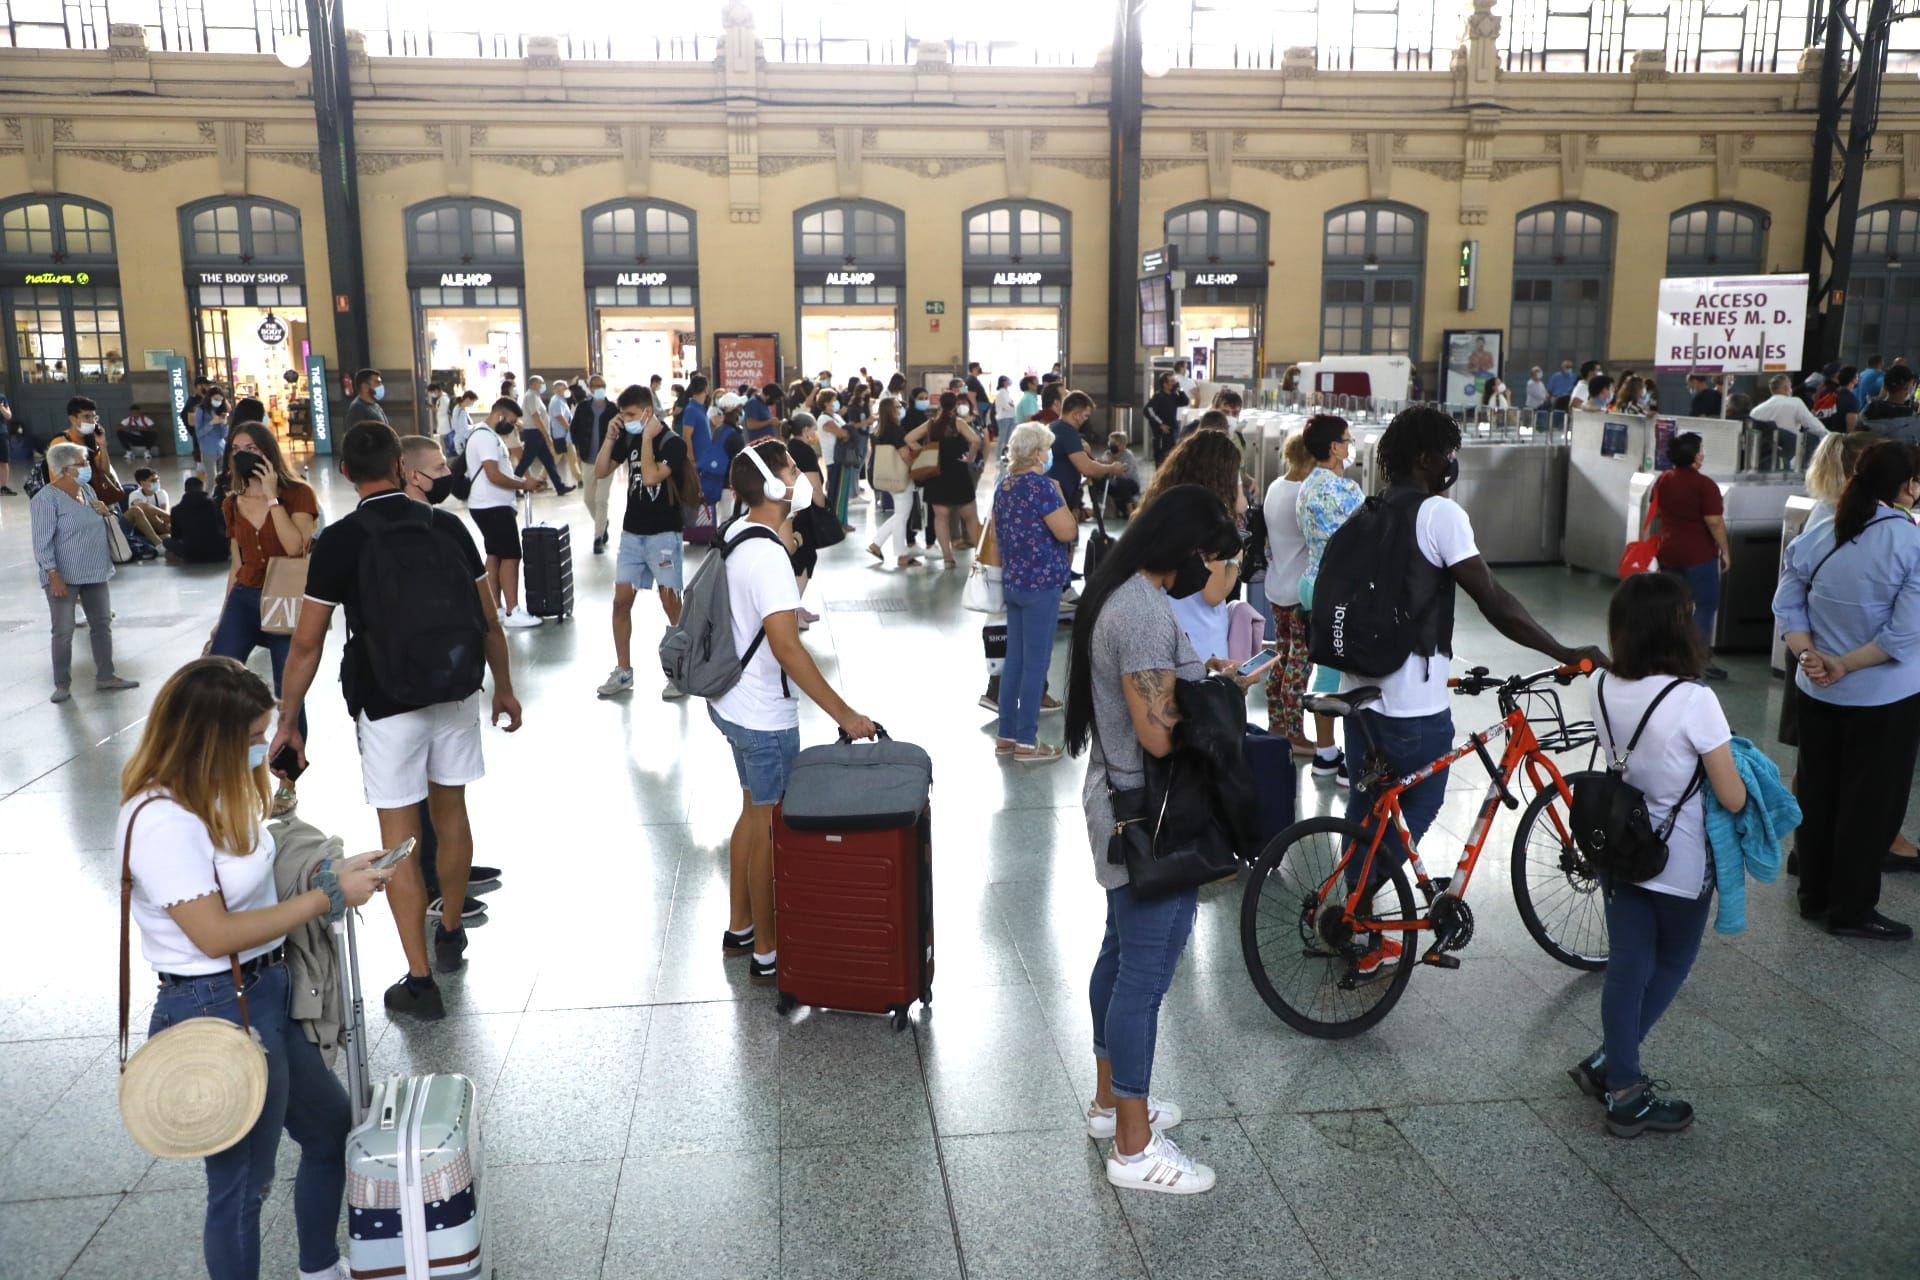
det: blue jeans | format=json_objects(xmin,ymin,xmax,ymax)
[
  {"xmin": 1665, "ymin": 558, "xmax": 1721, "ymax": 652},
  {"xmin": 998, "ymin": 582, "xmax": 1062, "ymax": 746},
  {"xmin": 1345, "ymin": 708, "xmax": 1454, "ymax": 882},
  {"xmin": 210, "ymin": 584, "xmax": 306, "ymax": 740},
  {"xmin": 148, "ymin": 962, "xmax": 349, "ymax": 1279},
  {"xmin": 1600, "ymin": 881, "xmax": 1712, "ymax": 1091},
  {"xmin": 708, "ymin": 706, "xmax": 801, "ymax": 806},
  {"xmin": 1089, "ymin": 885, "xmax": 1199, "ymax": 1098}
]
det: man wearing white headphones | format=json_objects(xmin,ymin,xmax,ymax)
[{"xmin": 711, "ymin": 439, "xmax": 878, "ymax": 980}]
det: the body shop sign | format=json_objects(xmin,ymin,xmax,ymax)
[
  {"xmin": 166, "ymin": 356, "xmax": 191, "ymax": 453},
  {"xmin": 1654, "ymin": 274, "xmax": 1809, "ymax": 373},
  {"xmin": 306, "ymin": 355, "xmax": 332, "ymax": 455}
]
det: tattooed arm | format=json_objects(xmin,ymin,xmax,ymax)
[{"xmin": 1122, "ymin": 669, "xmax": 1181, "ymax": 759}]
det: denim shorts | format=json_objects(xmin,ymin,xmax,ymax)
[
  {"xmin": 708, "ymin": 706, "xmax": 800, "ymax": 806},
  {"xmin": 617, "ymin": 530, "xmax": 685, "ymax": 592}
]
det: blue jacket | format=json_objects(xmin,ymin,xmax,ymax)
[{"xmin": 1704, "ymin": 736, "xmax": 1798, "ymax": 935}]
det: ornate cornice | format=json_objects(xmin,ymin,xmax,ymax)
[
  {"xmin": 1489, "ymin": 159, "xmax": 1556, "ymax": 181},
  {"xmin": 1591, "ymin": 159, "xmax": 1706, "ymax": 180},
  {"xmin": 757, "ymin": 154, "xmax": 825, "ymax": 176},
  {"xmin": 356, "ymin": 152, "xmax": 437, "ymax": 175},
  {"xmin": 67, "ymin": 148, "xmax": 202, "ymax": 172},
  {"xmin": 489, "ymin": 153, "xmax": 606, "ymax": 175},
  {"xmin": 656, "ymin": 153, "xmax": 730, "ymax": 176},
  {"xmin": 869, "ymin": 154, "xmax": 996, "ymax": 178},
  {"xmin": 257, "ymin": 150, "xmax": 322, "ymax": 173},
  {"xmin": 1236, "ymin": 158, "xmax": 1363, "ymax": 179},
  {"xmin": 1141, "ymin": 158, "xmax": 1205, "ymax": 178},
  {"xmin": 1033, "ymin": 156, "xmax": 1109, "ymax": 178}
]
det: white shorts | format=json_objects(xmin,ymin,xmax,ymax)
[{"xmin": 354, "ymin": 692, "xmax": 486, "ymax": 810}]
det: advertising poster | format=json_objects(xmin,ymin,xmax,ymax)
[
  {"xmin": 1440, "ymin": 328, "xmax": 1502, "ymax": 404},
  {"xmin": 1212, "ymin": 337, "xmax": 1257, "ymax": 382},
  {"xmin": 1653, "ymin": 416, "xmax": 1676, "ymax": 471},
  {"xmin": 305, "ymin": 355, "xmax": 332, "ymax": 455},
  {"xmin": 715, "ymin": 333, "xmax": 781, "ymax": 391},
  {"xmin": 1654, "ymin": 274, "xmax": 1808, "ymax": 373},
  {"xmin": 165, "ymin": 356, "xmax": 191, "ymax": 456}
]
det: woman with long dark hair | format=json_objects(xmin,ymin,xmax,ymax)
[
  {"xmin": 1064, "ymin": 484, "xmax": 1243, "ymax": 1198},
  {"xmin": 903, "ymin": 390, "xmax": 982, "ymax": 568},
  {"xmin": 1775, "ymin": 439, "xmax": 1920, "ymax": 941},
  {"xmin": 866, "ymin": 396, "xmax": 921, "ymax": 568}
]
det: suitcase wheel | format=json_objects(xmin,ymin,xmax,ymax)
[
  {"xmin": 776, "ymin": 992, "xmax": 797, "ymax": 1016},
  {"xmin": 889, "ymin": 1006, "xmax": 910, "ymax": 1032}
]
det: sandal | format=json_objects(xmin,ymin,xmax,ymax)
[
  {"xmin": 866, "ymin": 543, "xmax": 885, "ymax": 562},
  {"xmin": 1012, "ymin": 743, "xmax": 1064, "ymax": 764},
  {"xmin": 897, "ymin": 557, "xmax": 923, "ymax": 569},
  {"xmin": 994, "ymin": 738, "xmax": 1017, "ymax": 757}
]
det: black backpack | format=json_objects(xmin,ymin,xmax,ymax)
[
  {"xmin": 1569, "ymin": 675, "xmax": 1703, "ymax": 883},
  {"xmin": 351, "ymin": 506, "xmax": 490, "ymax": 707},
  {"xmin": 1308, "ymin": 488, "xmax": 1434, "ymax": 678}
]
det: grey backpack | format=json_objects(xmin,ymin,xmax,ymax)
[{"xmin": 659, "ymin": 523, "xmax": 787, "ymax": 700}]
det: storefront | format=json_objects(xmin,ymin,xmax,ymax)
[
  {"xmin": 180, "ymin": 199, "xmax": 309, "ymax": 432},
  {"xmin": 794, "ymin": 200, "xmax": 905, "ymax": 380},
  {"xmin": 405, "ymin": 199, "xmax": 527, "ymax": 408},
  {"xmin": 583, "ymin": 200, "xmax": 699, "ymax": 390},
  {"xmin": 0, "ymin": 195, "xmax": 130, "ymax": 438},
  {"xmin": 1165, "ymin": 201, "xmax": 1268, "ymax": 376},
  {"xmin": 962, "ymin": 200, "xmax": 1070, "ymax": 387}
]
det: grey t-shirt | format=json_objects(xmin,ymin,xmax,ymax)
[{"xmin": 1081, "ymin": 573, "xmax": 1207, "ymax": 889}]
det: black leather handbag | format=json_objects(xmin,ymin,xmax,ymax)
[{"xmin": 1105, "ymin": 752, "xmax": 1239, "ymax": 900}]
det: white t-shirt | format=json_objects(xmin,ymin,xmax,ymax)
[
  {"xmin": 548, "ymin": 393, "xmax": 574, "ymax": 436},
  {"xmin": 1262, "ymin": 475, "xmax": 1309, "ymax": 608},
  {"xmin": 130, "ymin": 485, "xmax": 170, "ymax": 511},
  {"xmin": 1589, "ymin": 674, "xmax": 1730, "ymax": 900},
  {"xmin": 817, "ymin": 413, "xmax": 844, "ymax": 465},
  {"xmin": 994, "ymin": 387, "xmax": 1019, "ymax": 419},
  {"xmin": 1570, "ymin": 379, "xmax": 1591, "ymax": 407},
  {"xmin": 449, "ymin": 405, "xmax": 473, "ymax": 452},
  {"xmin": 1342, "ymin": 496, "xmax": 1480, "ymax": 718},
  {"xmin": 119, "ymin": 792, "xmax": 282, "ymax": 975},
  {"xmin": 464, "ymin": 425, "xmax": 516, "ymax": 510},
  {"xmin": 710, "ymin": 520, "xmax": 804, "ymax": 732},
  {"xmin": 524, "ymin": 389, "xmax": 550, "ymax": 431},
  {"xmin": 431, "ymin": 395, "xmax": 453, "ymax": 438},
  {"xmin": 1749, "ymin": 394, "xmax": 1827, "ymax": 436}
]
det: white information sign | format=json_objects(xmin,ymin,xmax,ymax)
[
  {"xmin": 1654, "ymin": 273, "xmax": 1808, "ymax": 373},
  {"xmin": 1212, "ymin": 336, "xmax": 1257, "ymax": 382}
]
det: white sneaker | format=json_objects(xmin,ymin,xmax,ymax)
[
  {"xmin": 1104, "ymin": 1130, "xmax": 1215, "ymax": 1195},
  {"xmin": 502, "ymin": 608, "xmax": 543, "ymax": 630},
  {"xmin": 662, "ymin": 681, "xmax": 688, "ymax": 701},
  {"xmin": 597, "ymin": 667, "xmax": 635, "ymax": 698},
  {"xmin": 1087, "ymin": 1096, "xmax": 1183, "ymax": 1140}
]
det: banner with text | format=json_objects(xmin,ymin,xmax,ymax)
[
  {"xmin": 715, "ymin": 333, "xmax": 781, "ymax": 392},
  {"xmin": 1654, "ymin": 274, "xmax": 1807, "ymax": 373},
  {"xmin": 165, "ymin": 356, "xmax": 191, "ymax": 456},
  {"xmin": 306, "ymin": 355, "xmax": 332, "ymax": 455}
]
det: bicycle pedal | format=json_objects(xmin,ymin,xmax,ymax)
[{"xmin": 1420, "ymin": 950, "xmax": 1462, "ymax": 970}]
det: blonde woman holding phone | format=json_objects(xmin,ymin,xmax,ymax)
[{"xmin": 121, "ymin": 658, "xmax": 391, "ymax": 1280}]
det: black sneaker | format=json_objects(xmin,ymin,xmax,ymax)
[
  {"xmin": 1568, "ymin": 1049, "xmax": 1607, "ymax": 1102},
  {"xmin": 468, "ymin": 864, "xmax": 503, "ymax": 885},
  {"xmin": 384, "ymin": 974, "xmax": 445, "ymax": 1021},
  {"xmin": 1311, "ymin": 750, "xmax": 1346, "ymax": 778},
  {"xmin": 723, "ymin": 925, "xmax": 755, "ymax": 953},
  {"xmin": 1703, "ymin": 664, "xmax": 1729, "ymax": 682},
  {"xmin": 1786, "ymin": 849, "xmax": 1800, "ymax": 876},
  {"xmin": 428, "ymin": 896, "xmax": 488, "ymax": 922},
  {"xmin": 1605, "ymin": 1081, "xmax": 1694, "ymax": 1138},
  {"xmin": 433, "ymin": 922, "xmax": 469, "ymax": 973},
  {"xmin": 1827, "ymin": 911, "xmax": 1914, "ymax": 941},
  {"xmin": 748, "ymin": 955, "xmax": 777, "ymax": 981},
  {"xmin": 592, "ymin": 534, "xmax": 608, "ymax": 555}
]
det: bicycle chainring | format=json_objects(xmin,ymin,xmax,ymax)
[
  {"xmin": 1430, "ymin": 894, "xmax": 1476, "ymax": 952},
  {"xmin": 1314, "ymin": 901, "xmax": 1356, "ymax": 953}
]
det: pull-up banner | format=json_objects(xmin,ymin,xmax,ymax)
[{"xmin": 1654, "ymin": 273, "xmax": 1808, "ymax": 373}]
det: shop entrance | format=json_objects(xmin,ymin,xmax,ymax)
[
  {"xmin": 1179, "ymin": 303, "xmax": 1261, "ymax": 376},
  {"xmin": 800, "ymin": 307, "xmax": 899, "ymax": 383},
  {"xmin": 966, "ymin": 306, "xmax": 1061, "ymax": 388},
  {"xmin": 420, "ymin": 307, "xmax": 526, "ymax": 398},
  {"xmin": 597, "ymin": 309, "xmax": 696, "ymax": 390},
  {"xmin": 195, "ymin": 305, "xmax": 309, "ymax": 417}
]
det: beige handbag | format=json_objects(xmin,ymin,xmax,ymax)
[
  {"xmin": 259, "ymin": 555, "xmax": 309, "ymax": 636},
  {"xmin": 871, "ymin": 443, "xmax": 911, "ymax": 494},
  {"xmin": 118, "ymin": 798, "xmax": 268, "ymax": 1159}
]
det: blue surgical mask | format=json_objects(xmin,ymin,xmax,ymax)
[
  {"xmin": 624, "ymin": 418, "xmax": 646, "ymax": 435},
  {"xmin": 372, "ymin": 385, "xmax": 385, "ymax": 401},
  {"xmin": 248, "ymin": 743, "xmax": 269, "ymax": 770},
  {"xmin": 914, "ymin": 399, "xmax": 930, "ymax": 411},
  {"xmin": 593, "ymin": 388, "xmax": 608, "ymax": 402},
  {"xmin": 75, "ymin": 465, "xmax": 92, "ymax": 484}
]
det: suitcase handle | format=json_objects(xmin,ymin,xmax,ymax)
[
  {"xmin": 836, "ymin": 721, "xmax": 889, "ymax": 744},
  {"xmin": 378, "ymin": 1074, "xmax": 403, "ymax": 1130}
]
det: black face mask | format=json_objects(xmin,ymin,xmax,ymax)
[
  {"xmin": 1168, "ymin": 553, "xmax": 1212, "ymax": 600},
  {"xmin": 421, "ymin": 473, "xmax": 456, "ymax": 505},
  {"xmin": 1437, "ymin": 455, "xmax": 1460, "ymax": 493},
  {"xmin": 495, "ymin": 419, "xmax": 518, "ymax": 436}
]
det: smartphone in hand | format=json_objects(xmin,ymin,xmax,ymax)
[
  {"xmin": 269, "ymin": 743, "xmax": 306, "ymax": 782},
  {"xmin": 1235, "ymin": 646, "xmax": 1280, "ymax": 681},
  {"xmin": 374, "ymin": 837, "xmax": 417, "ymax": 871}
]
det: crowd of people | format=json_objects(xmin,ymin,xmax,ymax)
[{"xmin": 11, "ymin": 338, "xmax": 1916, "ymax": 1276}]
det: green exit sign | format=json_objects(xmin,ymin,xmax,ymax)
[{"xmin": 925, "ymin": 300, "xmax": 946, "ymax": 315}]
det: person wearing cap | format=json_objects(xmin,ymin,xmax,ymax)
[{"xmin": 120, "ymin": 657, "xmax": 391, "ymax": 1280}]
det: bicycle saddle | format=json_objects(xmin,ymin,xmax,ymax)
[{"xmin": 1302, "ymin": 686, "xmax": 1382, "ymax": 718}]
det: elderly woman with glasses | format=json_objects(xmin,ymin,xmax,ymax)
[{"xmin": 29, "ymin": 440, "xmax": 140, "ymax": 703}]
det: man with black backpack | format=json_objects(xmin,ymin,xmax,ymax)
[
  {"xmin": 270, "ymin": 421, "xmax": 525, "ymax": 1021},
  {"xmin": 1312, "ymin": 406, "xmax": 1606, "ymax": 978}
]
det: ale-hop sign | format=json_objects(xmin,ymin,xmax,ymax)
[{"xmin": 1654, "ymin": 274, "xmax": 1809, "ymax": 373}]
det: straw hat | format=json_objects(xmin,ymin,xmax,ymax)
[{"xmin": 119, "ymin": 1020, "xmax": 267, "ymax": 1159}]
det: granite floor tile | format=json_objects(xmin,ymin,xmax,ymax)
[
  {"xmin": 778, "ymin": 1010, "xmax": 933, "ymax": 1147},
  {"xmin": 487, "ymin": 1007, "xmax": 650, "ymax": 1165},
  {"xmin": 0, "ymin": 1050, "xmax": 153, "ymax": 1202},
  {"xmin": 0, "ymin": 1193, "xmax": 120, "ymax": 1280},
  {"xmin": 487, "ymin": 1159, "xmax": 622, "ymax": 1280},
  {"xmin": 780, "ymin": 1141, "xmax": 961, "ymax": 1280},
  {"xmin": 602, "ymin": 1150, "xmax": 779, "ymax": 1280},
  {"xmin": 920, "ymin": 983, "xmax": 1084, "ymax": 1136},
  {"xmin": 63, "ymin": 1187, "xmax": 206, "ymax": 1280},
  {"xmin": 628, "ymin": 1000, "xmax": 781, "ymax": 1157},
  {"xmin": 943, "ymin": 1129, "xmax": 1147, "ymax": 1280}
]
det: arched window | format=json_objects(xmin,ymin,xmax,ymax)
[
  {"xmin": 963, "ymin": 199, "xmax": 1069, "ymax": 306},
  {"xmin": 0, "ymin": 195, "xmax": 126, "ymax": 403},
  {"xmin": 1509, "ymin": 202, "xmax": 1615, "ymax": 381},
  {"xmin": 1846, "ymin": 201, "xmax": 1920, "ymax": 366},
  {"xmin": 1164, "ymin": 200, "xmax": 1266, "ymax": 266},
  {"xmin": 1320, "ymin": 202, "xmax": 1424, "ymax": 357},
  {"xmin": 1665, "ymin": 202, "xmax": 1765, "ymax": 273},
  {"xmin": 794, "ymin": 199, "xmax": 904, "ymax": 308},
  {"xmin": 584, "ymin": 199, "xmax": 697, "ymax": 308},
  {"xmin": 179, "ymin": 197, "xmax": 305, "ymax": 312},
  {"xmin": 408, "ymin": 198, "xmax": 521, "ymax": 264}
]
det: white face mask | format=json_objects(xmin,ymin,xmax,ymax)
[{"xmin": 787, "ymin": 470, "xmax": 813, "ymax": 512}]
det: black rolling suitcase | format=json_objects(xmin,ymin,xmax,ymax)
[{"xmin": 519, "ymin": 492, "xmax": 574, "ymax": 620}]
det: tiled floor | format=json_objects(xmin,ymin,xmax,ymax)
[{"xmin": 2, "ymin": 464, "xmax": 1918, "ymax": 1279}]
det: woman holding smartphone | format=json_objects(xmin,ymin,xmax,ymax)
[
  {"xmin": 123, "ymin": 657, "xmax": 391, "ymax": 1280},
  {"xmin": 211, "ymin": 423, "xmax": 318, "ymax": 816}
]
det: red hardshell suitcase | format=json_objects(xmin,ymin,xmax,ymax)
[{"xmin": 773, "ymin": 734, "xmax": 933, "ymax": 1030}]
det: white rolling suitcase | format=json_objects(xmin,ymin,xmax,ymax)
[{"xmin": 336, "ymin": 913, "xmax": 490, "ymax": 1280}]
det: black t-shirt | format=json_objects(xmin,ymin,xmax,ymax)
[
  {"xmin": 169, "ymin": 491, "xmax": 228, "ymax": 557},
  {"xmin": 787, "ymin": 438, "xmax": 820, "ymax": 476},
  {"xmin": 1689, "ymin": 388, "xmax": 1723, "ymax": 418},
  {"xmin": 305, "ymin": 490, "xmax": 486, "ymax": 721},
  {"xmin": 610, "ymin": 426, "xmax": 688, "ymax": 536}
]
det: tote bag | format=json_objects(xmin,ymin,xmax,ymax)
[
  {"xmin": 259, "ymin": 556, "xmax": 309, "ymax": 636},
  {"xmin": 872, "ymin": 444, "xmax": 911, "ymax": 494}
]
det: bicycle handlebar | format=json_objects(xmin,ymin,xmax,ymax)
[{"xmin": 1448, "ymin": 658, "xmax": 1595, "ymax": 696}]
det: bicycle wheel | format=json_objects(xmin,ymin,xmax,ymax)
[
  {"xmin": 1240, "ymin": 817, "xmax": 1419, "ymax": 1039},
  {"xmin": 1511, "ymin": 770, "xmax": 1609, "ymax": 970}
]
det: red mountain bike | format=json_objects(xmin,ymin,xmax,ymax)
[{"xmin": 1240, "ymin": 661, "xmax": 1605, "ymax": 1038}]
